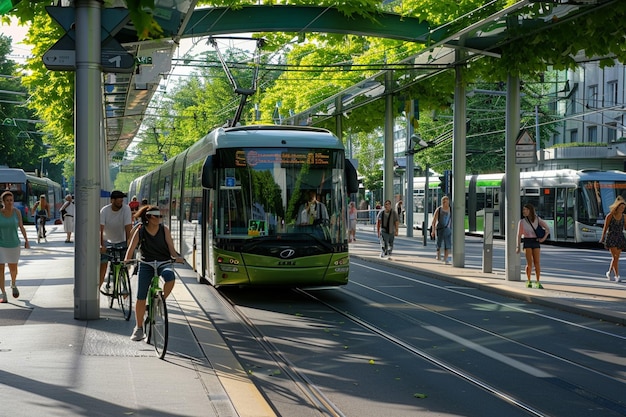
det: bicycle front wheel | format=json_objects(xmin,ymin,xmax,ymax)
[
  {"xmin": 150, "ymin": 292, "xmax": 168, "ymax": 359},
  {"xmin": 117, "ymin": 266, "xmax": 132, "ymax": 321}
]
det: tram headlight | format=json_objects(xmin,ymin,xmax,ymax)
[{"xmin": 334, "ymin": 256, "xmax": 349, "ymax": 273}]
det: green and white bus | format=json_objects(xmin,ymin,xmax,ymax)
[{"xmin": 129, "ymin": 125, "xmax": 358, "ymax": 287}]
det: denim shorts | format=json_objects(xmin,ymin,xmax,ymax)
[{"xmin": 136, "ymin": 263, "xmax": 175, "ymax": 300}]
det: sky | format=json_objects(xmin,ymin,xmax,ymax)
[{"xmin": 0, "ymin": 17, "xmax": 31, "ymax": 63}]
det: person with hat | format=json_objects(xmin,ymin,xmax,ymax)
[
  {"xmin": 99, "ymin": 190, "xmax": 133, "ymax": 288},
  {"xmin": 124, "ymin": 204, "xmax": 183, "ymax": 341}
]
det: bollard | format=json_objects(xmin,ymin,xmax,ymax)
[{"xmin": 482, "ymin": 209, "xmax": 494, "ymax": 273}]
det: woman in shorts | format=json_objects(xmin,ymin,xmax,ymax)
[
  {"xmin": 516, "ymin": 203, "xmax": 550, "ymax": 289},
  {"xmin": 0, "ymin": 191, "xmax": 30, "ymax": 302}
]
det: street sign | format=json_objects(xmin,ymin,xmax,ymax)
[
  {"xmin": 515, "ymin": 129, "xmax": 537, "ymax": 167},
  {"xmin": 43, "ymin": 6, "xmax": 134, "ymax": 73},
  {"xmin": 101, "ymin": 37, "xmax": 135, "ymax": 73},
  {"xmin": 43, "ymin": 34, "xmax": 76, "ymax": 71}
]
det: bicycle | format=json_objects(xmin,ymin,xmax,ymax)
[
  {"xmin": 129, "ymin": 258, "xmax": 176, "ymax": 359},
  {"xmin": 36, "ymin": 214, "xmax": 48, "ymax": 243},
  {"xmin": 100, "ymin": 243, "xmax": 133, "ymax": 321}
]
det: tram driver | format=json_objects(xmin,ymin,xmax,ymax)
[{"xmin": 297, "ymin": 190, "xmax": 329, "ymax": 226}]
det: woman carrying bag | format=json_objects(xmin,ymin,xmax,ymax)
[{"xmin": 516, "ymin": 203, "xmax": 550, "ymax": 289}]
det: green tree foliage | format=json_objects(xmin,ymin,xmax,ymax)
[
  {"xmin": 4, "ymin": 0, "xmax": 626, "ymax": 183},
  {"xmin": 0, "ymin": 33, "xmax": 52, "ymax": 176}
]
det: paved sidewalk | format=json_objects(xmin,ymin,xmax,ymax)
[
  {"xmin": 0, "ymin": 225, "xmax": 276, "ymax": 417},
  {"xmin": 350, "ymin": 226, "xmax": 626, "ymax": 326}
]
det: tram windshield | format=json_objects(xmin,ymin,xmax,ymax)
[
  {"xmin": 214, "ymin": 147, "xmax": 346, "ymax": 244},
  {"xmin": 579, "ymin": 180, "xmax": 626, "ymax": 226}
]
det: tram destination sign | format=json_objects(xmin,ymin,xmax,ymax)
[{"xmin": 233, "ymin": 149, "xmax": 330, "ymax": 168}]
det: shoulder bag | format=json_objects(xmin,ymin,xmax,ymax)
[{"xmin": 526, "ymin": 217, "xmax": 546, "ymax": 239}]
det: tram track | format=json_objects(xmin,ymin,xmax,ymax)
[
  {"xmin": 217, "ymin": 288, "xmax": 347, "ymax": 417},
  {"xmin": 208, "ymin": 260, "xmax": 626, "ymax": 417}
]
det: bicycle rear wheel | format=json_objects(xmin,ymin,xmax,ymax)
[
  {"xmin": 117, "ymin": 266, "xmax": 132, "ymax": 321},
  {"xmin": 149, "ymin": 292, "xmax": 168, "ymax": 359}
]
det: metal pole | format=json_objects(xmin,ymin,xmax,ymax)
[
  {"xmin": 424, "ymin": 164, "xmax": 429, "ymax": 246},
  {"xmin": 452, "ymin": 51, "xmax": 466, "ymax": 267},
  {"xmin": 406, "ymin": 100, "xmax": 414, "ymax": 237},
  {"xmin": 505, "ymin": 74, "xmax": 522, "ymax": 281},
  {"xmin": 384, "ymin": 71, "xmax": 394, "ymax": 204},
  {"xmin": 74, "ymin": 0, "xmax": 102, "ymax": 319}
]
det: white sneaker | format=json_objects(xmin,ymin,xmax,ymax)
[
  {"xmin": 615, "ymin": 275, "xmax": 621, "ymax": 283},
  {"xmin": 606, "ymin": 271, "xmax": 612, "ymax": 280},
  {"xmin": 130, "ymin": 327, "xmax": 145, "ymax": 341}
]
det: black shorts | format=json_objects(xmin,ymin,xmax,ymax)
[{"xmin": 522, "ymin": 237, "xmax": 540, "ymax": 249}]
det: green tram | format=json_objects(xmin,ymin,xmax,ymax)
[
  {"xmin": 413, "ymin": 169, "xmax": 626, "ymax": 243},
  {"xmin": 129, "ymin": 125, "xmax": 358, "ymax": 287}
]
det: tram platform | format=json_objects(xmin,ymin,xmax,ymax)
[
  {"xmin": 350, "ymin": 226, "xmax": 626, "ymax": 326},
  {"xmin": 2, "ymin": 225, "xmax": 625, "ymax": 417}
]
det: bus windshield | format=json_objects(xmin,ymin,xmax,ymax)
[
  {"xmin": 579, "ymin": 180, "xmax": 626, "ymax": 226},
  {"xmin": 214, "ymin": 147, "xmax": 346, "ymax": 244}
]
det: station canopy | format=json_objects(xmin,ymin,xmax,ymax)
[{"xmin": 104, "ymin": 0, "xmax": 618, "ymax": 154}]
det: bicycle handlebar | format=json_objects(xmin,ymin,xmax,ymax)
[{"xmin": 124, "ymin": 258, "xmax": 182, "ymax": 271}]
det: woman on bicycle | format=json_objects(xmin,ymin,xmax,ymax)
[
  {"xmin": 125, "ymin": 205, "xmax": 183, "ymax": 341},
  {"xmin": 33, "ymin": 194, "xmax": 50, "ymax": 238}
]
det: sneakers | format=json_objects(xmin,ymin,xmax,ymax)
[
  {"xmin": 130, "ymin": 327, "xmax": 145, "ymax": 341},
  {"xmin": 11, "ymin": 285, "xmax": 19, "ymax": 298},
  {"xmin": 534, "ymin": 282, "xmax": 544, "ymax": 289},
  {"xmin": 606, "ymin": 271, "xmax": 612, "ymax": 281},
  {"xmin": 526, "ymin": 281, "xmax": 532, "ymax": 288},
  {"xmin": 0, "ymin": 293, "xmax": 6, "ymax": 303},
  {"xmin": 380, "ymin": 249, "xmax": 387, "ymax": 258},
  {"xmin": 615, "ymin": 276, "xmax": 621, "ymax": 283}
]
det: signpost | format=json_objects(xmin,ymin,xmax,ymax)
[
  {"xmin": 43, "ymin": 6, "xmax": 135, "ymax": 73},
  {"xmin": 515, "ymin": 129, "xmax": 537, "ymax": 168}
]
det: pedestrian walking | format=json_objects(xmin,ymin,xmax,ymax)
[
  {"xmin": 0, "ymin": 191, "xmax": 30, "ymax": 303},
  {"xmin": 516, "ymin": 203, "xmax": 550, "ymax": 289},
  {"xmin": 377, "ymin": 199, "xmax": 399, "ymax": 258},
  {"xmin": 348, "ymin": 201, "xmax": 357, "ymax": 242},
  {"xmin": 431, "ymin": 196, "xmax": 452, "ymax": 264},
  {"xmin": 60, "ymin": 194, "xmax": 75, "ymax": 243},
  {"xmin": 600, "ymin": 195, "xmax": 626, "ymax": 282}
]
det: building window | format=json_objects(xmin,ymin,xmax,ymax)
[
  {"xmin": 587, "ymin": 126, "xmax": 598, "ymax": 143},
  {"xmin": 607, "ymin": 80, "xmax": 618, "ymax": 107},
  {"xmin": 569, "ymin": 129, "xmax": 578, "ymax": 143},
  {"xmin": 607, "ymin": 122, "xmax": 617, "ymax": 143},
  {"xmin": 587, "ymin": 85, "xmax": 598, "ymax": 108}
]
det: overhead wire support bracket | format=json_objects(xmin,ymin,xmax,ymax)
[{"xmin": 208, "ymin": 36, "xmax": 265, "ymax": 127}]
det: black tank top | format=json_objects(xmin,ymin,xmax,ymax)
[{"xmin": 140, "ymin": 224, "xmax": 170, "ymax": 262}]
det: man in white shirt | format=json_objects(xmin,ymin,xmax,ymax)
[{"xmin": 99, "ymin": 190, "xmax": 133, "ymax": 287}]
